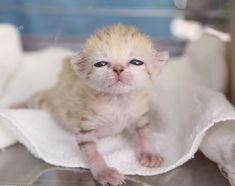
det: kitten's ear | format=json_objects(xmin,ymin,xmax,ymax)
[
  {"xmin": 155, "ymin": 51, "xmax": 169, "ymax": 70},
  {"xmin": 70, "ymin": 53, "xmax": 88, "ymax": 78}
]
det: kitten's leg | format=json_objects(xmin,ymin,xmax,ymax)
[
  {"xmin": 134, "ymin": 113, "xmax": 163, "ymax": 168},
  {"xmin": 77, "ymin": 128, "xmax": 125, "ymax": 186}
]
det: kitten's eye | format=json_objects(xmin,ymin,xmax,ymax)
[
  {"xmin": 94, "ymin": 61, "xmax": 109, "ymax": 67},
  {"xmin": 129, "ymin": 59, "xmax": 144, "ymax": 66}
]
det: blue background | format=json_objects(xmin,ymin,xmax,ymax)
[{"xmin": 0, "ymin": 0, "xmax": 178, "ymax": 40}]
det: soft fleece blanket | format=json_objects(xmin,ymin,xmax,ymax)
[{"xmin": 0, "ymin": 24, "xmax": 235, "ymax": 175}]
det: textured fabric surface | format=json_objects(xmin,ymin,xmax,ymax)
[{"xmin": 0, "ymin": 25, "xmax": 235, "ymax": 175}]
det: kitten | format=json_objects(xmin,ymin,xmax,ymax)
[{"xmin": 14, "ymin": 24, "xmax": 169, "ymax": 186}]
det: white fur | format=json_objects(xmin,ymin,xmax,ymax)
[{"xmin": 90, "ymin": 95, "xmax": 148, "ymax": 138}]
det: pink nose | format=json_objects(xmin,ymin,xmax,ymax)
[{"xmin": 113, "ymin": 65, "xmax": 124, "ymax": 75}]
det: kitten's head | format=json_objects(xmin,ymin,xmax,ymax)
[{"xmin": 71, "ymin": 24, "xmax": 169, "ymax": 94}]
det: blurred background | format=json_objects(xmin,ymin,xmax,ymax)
[{"xmin": 0, "ymin": 0, "xmax": 230, "ymax": 55}]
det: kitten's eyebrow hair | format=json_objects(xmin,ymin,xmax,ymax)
[
  {"xmin": 129, "ymin": 51, "xmax": 134, "ymax": 57},
  {"xmin": 123, "ymin": 29, "xmax": 130, "ymax": 43},
  {"xmin": 103, "ymin": 53, "xmax": 108, "ymax": 58}
]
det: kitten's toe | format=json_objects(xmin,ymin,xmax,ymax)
[
  {"xmin": 138, "ymin": 152, "xmax": 163, "ymax": 168},
  {"xmin": 94, "ymin": 167, "xmax": 125, "ymax": 186}
]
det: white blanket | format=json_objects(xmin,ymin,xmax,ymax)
[{"xmin": 0, "ymin": 24, "xmax": 235, "ymax": 175}]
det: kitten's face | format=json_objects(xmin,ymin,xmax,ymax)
[
  {"xmin": 72, "ymin": 24, "xmax": 168, "ymax": 94},
  {"xmin": 86, "ymin": 51, "xmax": 152, "ymax": 94}
]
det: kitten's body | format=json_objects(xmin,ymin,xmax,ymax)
[
  {"xmin": 14, "ymin": 24, "xmax": 168, "ymax": 186},
  {"xmin": 31, "ymin": 60, "xmax": 149, "ymax": 138}
]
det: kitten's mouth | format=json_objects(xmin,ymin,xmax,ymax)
[{"xmin": 108, "ymin": 80, "xmax": 129, "ymax": 87}]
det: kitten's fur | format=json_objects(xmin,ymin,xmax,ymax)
[{"xmin": 17, "ymin": 24, "xmax": 168, "ymax": 186}]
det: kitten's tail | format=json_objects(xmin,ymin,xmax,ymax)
[
  {"xmin": 9, "ymin": 90, "xmax": 50, "ymax": 110},
  {"xmin": 28, "ymin": 90, "xmax": 51, "ymax": 109}
]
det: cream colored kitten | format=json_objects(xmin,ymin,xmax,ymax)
[{"xmin": 13, "ymin": 24, "xmax": 169, "ymax": 186}]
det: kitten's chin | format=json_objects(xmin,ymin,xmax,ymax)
[
  {"xmin": 108, "ymin": 86, "xmax": 133, "ymax": 94},
  {"xmin": 89, "ymin": 82, "xmax": 134, "ymax": 94},
  {"xmin": 88, "ymin": 80, "xmax": 150, "ymax": 94},
  {"xmin": 105, "ymin": 85, "xmax": 133, "ymax": 94}
]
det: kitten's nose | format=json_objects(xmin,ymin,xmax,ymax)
[{"xmin": 113, "ymin": 65, "xmax": 124, "ymax": 75}]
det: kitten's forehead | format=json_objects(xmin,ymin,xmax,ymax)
[{"xmin": 85, "ymin": 24, "xmax": 155, "ymax": 62}]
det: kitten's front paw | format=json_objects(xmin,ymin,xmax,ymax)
[
  {"xmin": 94, "ymin": 167, "xmax": 125, "ymax": 186},
  {"xmin": 138, "ymin": 152, "xmax": 163, "ymax": 168}
]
